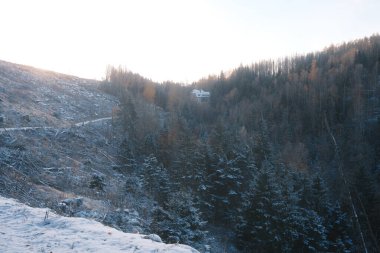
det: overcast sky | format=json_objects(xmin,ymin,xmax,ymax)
[{"xmin": 0, "ymin": 0, "xmax": 379, "ymax": 83}]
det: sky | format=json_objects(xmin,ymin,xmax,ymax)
[{"xmin": 0, "ymin": 0, "xmax": 379, "ymax": 84}]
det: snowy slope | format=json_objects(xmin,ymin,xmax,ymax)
[{"xmin": 0, "ymin": 196, "xmax": 199, "ymax": 253}]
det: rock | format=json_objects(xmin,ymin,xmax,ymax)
[
  {"xmin": 167, "ymin": 236, "xmax": 180, "ymax": 243},
  {"xmin": 132, "ymin": 226, "xmax": 142, "ymax": 234},
  {"xmin": 58, "ymin": 198, "xmax": 84, "ymax": 215},
  {"xmin": 128, "ymin": 218, "xmax": 140, "ymax": 226},
  {"xmin": 75, "ymin": 210, "xmax": 102, "ymax": 219},
  {"xmin": 143, "ymin": 234, "xmax": 162, "ymax": 243},
  {"xmin": 61, "ymin": 197, "xmax": 83, "ymax": 207}
]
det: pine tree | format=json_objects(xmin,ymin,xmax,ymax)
[
  {"xmin": 197, "ymin": 146, "xmax": 219, "ymax": 222},
  {"xmin": 236, "ymin": 160, "xmax": 330, "ymax": 252},
  {"xmin": 150, "ymin": 191, "xmax": 207, "ymax": 245},
  {"xmin": 207, "ymin": 154, "xmax": 244, "ymax": 224},
  {"xmin": 325, "ymin": 202, "xmax": 354, "ymax": 252},
  {"xmin": 309, "ymin": 175, "xmax": 330, "ymax": 215},
  {"xmin": 288, "ymin": 207, "xmax": 329, "ymax": 252},
  {"xmin": 236, "ymin": 160, "xmax": 286, "ymax": 252},
  {"xmin": 140, "ymin": 154, "xmax": 170, "ymax": 204}
]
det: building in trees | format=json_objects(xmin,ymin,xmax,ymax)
[{"xmin": 191, "ymin": 89, "xmax": 210, "ymax": 102}]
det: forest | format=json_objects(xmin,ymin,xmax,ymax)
[{"xmin": 100, "ymin": 35, "xmax": 380, "ymax": 252}]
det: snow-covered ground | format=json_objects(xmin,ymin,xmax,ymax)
[{"xmin": 0, "ymin": 196, "xmax": 199, "ymax": 253}]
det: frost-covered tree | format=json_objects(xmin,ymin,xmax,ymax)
[
  {"xmin": 208, "ymin": 154, "xmax": 244, "ymax": 224},
  {"xmin": 196, "ymin": 147, "xmax": 219, "ymax": 221},
  {"xmin": 236, "ymin": 160, "xmax": 330, "ymax": 252},
  {"xmin": 150, "ymin": 191, "xmax": 207, "ymax": 245},
  {"xmin": 140, "ymin": 154, "xmax": 170, "ymax": 204},
  {"xmin": 325, "ymin": 202, "xmax": 354, "ymax": 252},
  {"xmin": 236, "ymin": 160, "xmax": 287, "ymax": 252},
  {"xmin": 288, "ymin": 207, "xmax": 329, "ymax": 252}
]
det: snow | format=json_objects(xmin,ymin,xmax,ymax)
[{"xmin": 0, "ymin": 196, "xmax": 200, "ymax": 253}]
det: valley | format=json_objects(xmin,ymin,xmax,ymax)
[{"xmin": 1, "ymin": 35, "xmax": 380, "ymax": 252}]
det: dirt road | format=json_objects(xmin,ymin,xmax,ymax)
[{"xmin": 0, "ymin": 116, "xmax": 113, "ymax": 133}]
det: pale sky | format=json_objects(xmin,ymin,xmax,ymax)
[{"xmin": 0, "ymin": 0, "xmax": 379, "ymax": 83}]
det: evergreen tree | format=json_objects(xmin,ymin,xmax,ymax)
[
  {"xmin": 197, "ymin": 146, "xmax": 219, "ymax": 222},
  {"xmin": 140, "ymin": 154, "xmax": 170, "ymax": 204},
  {"xmin": 236, "ymin": 160, "xmax": 330, "ymax": 252},
  {"xmin": 236, "ymin": 160, "xmax": 287, "ymax": 252},
  {"xmin": 150, "ymin": 191, "xmax": 207, "ymax": 245},
  {"xmin": 288, "ymin": 207, "xmax": 329, "ymax": 252},
  {"xmin": 325, "ymin": 202, "xmax": 354, "ymax": 253},
  {"xmin": 207, "ymin": 154, "xmax": 242, "ymax": 224}
]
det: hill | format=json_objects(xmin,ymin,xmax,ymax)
[{"xmin": 0, "ymin": 60, "xmax": 202, "ymax": 252}]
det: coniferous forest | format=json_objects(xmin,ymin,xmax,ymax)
[{"xmin": 100, "ymin": 35, "xmax": 380, "ymax": 252}]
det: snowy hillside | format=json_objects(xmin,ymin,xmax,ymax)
[{"xmin": 0, "ymin": 196, "xmax": 199, "ymax": 253}]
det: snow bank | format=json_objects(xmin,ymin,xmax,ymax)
[{"xmin": 0, "ymin": 196, "xmax": 199, "ymax": 253}]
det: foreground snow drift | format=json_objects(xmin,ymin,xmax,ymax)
[{"xmin": 0, "ymin": 196, "xmax": 199, "ymax": 253}]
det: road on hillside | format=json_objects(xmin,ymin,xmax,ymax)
[{"xmin": 0, "ymin": 116, "xmax": 113, "ymax": 133}]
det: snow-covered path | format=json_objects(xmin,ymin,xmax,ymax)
[
  {"xmin": 0, "ymin": 117, "xmax": 112, "ymax": 133},
  {"xmin": 0, "ymin": 126, "xmax": 54, "ymax": 133},
  {"xmin": 74, "ymin": 117, "xmax": 112, "ymax": 127},
  {"xmin": 0, "ymin": 196, "xmax": 199, "ymax": 253}
]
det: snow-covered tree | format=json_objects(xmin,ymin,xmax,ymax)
[
  {"xmin": 140, "ymin": 154, "xmax": 170, "ymax": 204},
  {"xmin": 150, "ymin": 191, "xmax": 207, "ymax": 245},
  {"xmin": 236, "ymin": 160, "xmax": 330, "ymax": 252},
  {"xmin": 325, "ymin": 202, "xmax": 354, "ymax": 252}
]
